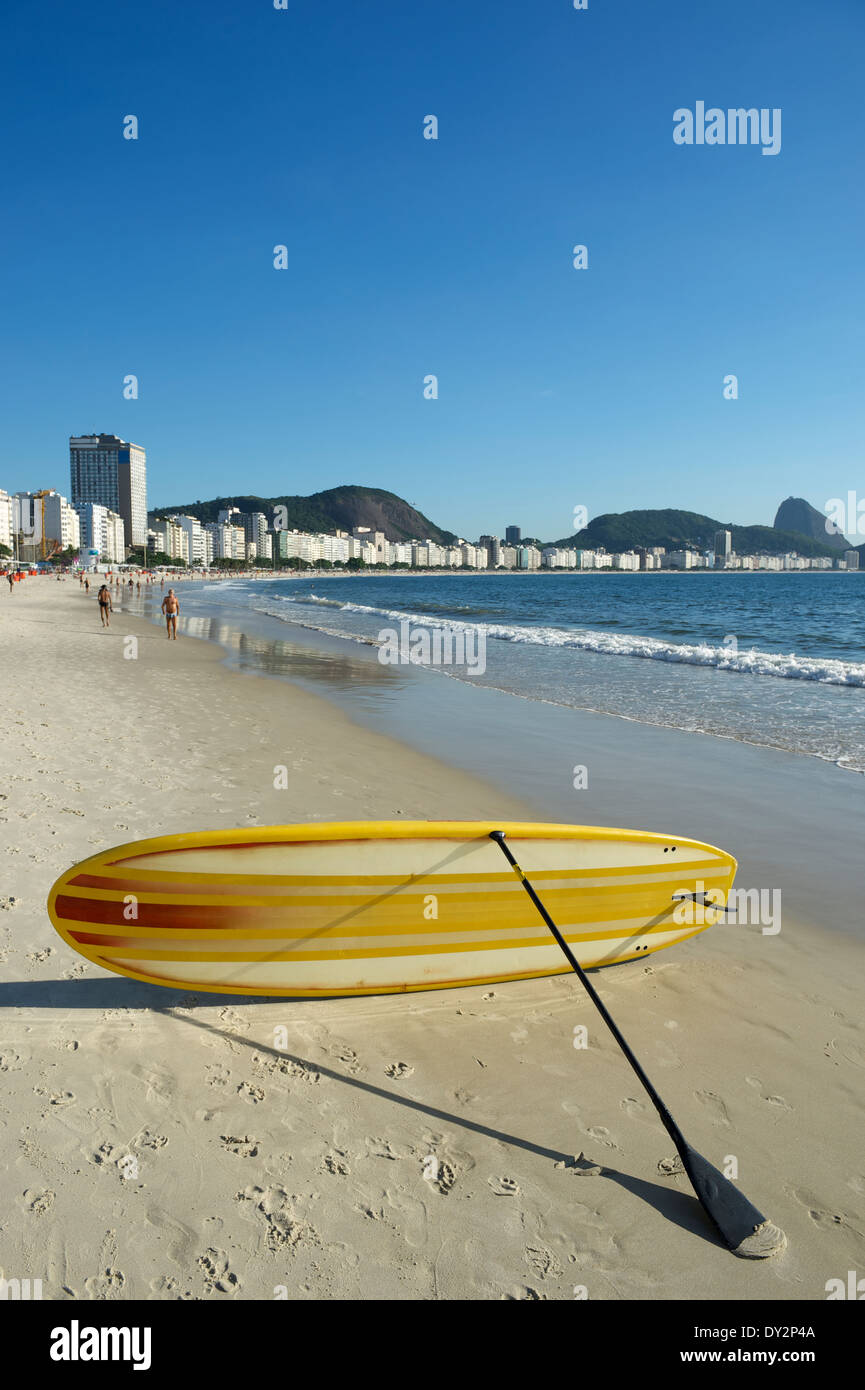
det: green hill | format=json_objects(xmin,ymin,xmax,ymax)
[
  {"xmin": 548, "ymin": 508, "xmax": 844, "ymax": 559},
  {"xmin": 154, "ymin": 485, "xmax": 457, "ymax": 546}
]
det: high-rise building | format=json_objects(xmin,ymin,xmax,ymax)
[
  {"xmin": 714, "ymin": 529, "xmax": 732, "ymax": 565},
  {"xmin": 505, "ymin": 525, "xmax": 521, "ymax": 546},
  {"xmin": 70, "ymin": 434, "xmax": 147, "ymax": 550},
  {"xmin": 478, "ymin": 534, "xmax": 500, "ymax": 566},
  {"xmin": 844, "ymin": 549, "xmax": 860, "ymax": 571}
]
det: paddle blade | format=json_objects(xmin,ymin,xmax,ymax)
[{"xmin": 680, "ymin": 1146, "xmax": 787, "ymax": 1259}]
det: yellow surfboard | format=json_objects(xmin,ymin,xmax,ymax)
[{"xmin": 46, "ymin": 820, "xmax": 736, "ymax": 997}]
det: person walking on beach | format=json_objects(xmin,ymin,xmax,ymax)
[
  {"xmin": 97, "ymin": 584, "xmax": 113, "ymax": 627},
  {"xmin": 7, "ymin": 572, "xmax": 13, "ymax": 593},
  {"xmin": 161, "ymin": 587, "xmax": 180, "ymax": 640}
]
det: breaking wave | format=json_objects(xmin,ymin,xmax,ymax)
[{"xmin": 270, "ymin": 597, "xmax": 865, "ymax": 687}]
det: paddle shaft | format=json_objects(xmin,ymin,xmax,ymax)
[{"xmin": 489, "ymin": 831, "xmax": 689, "ymax": 1154}]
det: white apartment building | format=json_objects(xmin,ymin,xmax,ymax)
[
  {"xmin": 76, "ymin": 502, "xmax": 126, "ymax": 564},
  {"xmin": 150, "ymin": 518, "xmax": 190, "ymax": 563},
  {"xmin": 665, "ymin": 549, "xmax": 698, "ymax": 569},
  {"xmin": 14, "ymin": 490, "xmax": 81, "ymax": 555},
  {"xmin": 205, "ymin": 521, "xmax": 246, "ymax": 562},
  {"xmin": 171, "ymin": 515, "xmax": 209, "ymax": 566},
  {"xmin": 459, "ymin": 543, "xmax": 488, "ymax": 568},
  {"xmin": 0, "ymin": 489, "xmax": 13, "ymax": 554},
  {"xmin": 542, "ymin": 547, "xmax": 577, "ymax": 568}
]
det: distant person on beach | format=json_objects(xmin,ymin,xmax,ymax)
[
  {"xmin": 97, "ymin": 585, "xmax": 113, "ymax": 627},
  {"xmin": 7, "ymin": 573, "xmax": 13, "ymax": 593},
  {"xmin": 84, "ymin": 578, "xmax": 90, "ymax": 592},
  {"xmin": 161, "ymin": 588, "xmax": 180, "ymax": 640}
]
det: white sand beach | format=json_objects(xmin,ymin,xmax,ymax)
[{"xmin": 1, "ymin": 578, "xmax": 863, "ymax": 1301}]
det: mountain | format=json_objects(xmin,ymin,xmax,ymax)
[
  {"xmin": 549, "ymin": 507, "xmax": 846, "ymax": 559},
  {"xmin": 773, "ymin": 497, "xmax": 850, "ymax": 551},
  {"xmin": 154, "ymin": 485, "xmax": 457, "ymax": 545}
]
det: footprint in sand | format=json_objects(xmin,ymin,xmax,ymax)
[
  {"xmin": 384, "ymin": 1188, "xmax": 428, "ymax": 1247},
  {"xmin": 197, "ymin": 1248, "xmax": 240, "ymax": 1294},
  {"xmin": 827, "ymin": 1037, "xmax": 865, "ymax": 1070},
  {"xmin": 658, "ymin": 1155, "xmax": 685, "ymax": 1176},
  {"xmin": 384, "ymin": 1062, "xmax": 414, "ymax": 1079},
  {"xmin": 206, "ymin": 1065, "xmax": 231, "ymax": 1089},
  {"xmin": 23, "ymin": 1188, "xmax": 55, "ymax": 1215},
  {"xmin": 249, "ymin": 1187, "xmax": 320, "ymax": 1255},
  {"xmin": 453, "ymin": 1086, "xmax": 477, "ymax": 1105},
  {"xmin": 525, "ymin": 1245, "xmax": 562, "ymax": 1281},
  {"xmin": 366, "ymin": 1136, "xmax": 409, "ymax": 1161},
  {"xmin": 220, "ymin": 1135, "xmax": 259, "ymax": 1158},
  {"xmin": 694, "ymin": 1089, "xmax": 730, "ymax": 1126},
  {"xmin": 488, "ymin": 1176, "xmax": 521, "ymax": 1196},
  {"xmin": 237, "ymin": 1081, "xmax": 265, "ymax": 1105},
  {"xmin": 218, "ymin": 1007, "xmax": 249, "ymax": 1035},
  {"xmin": 585, "ymin": 1126, "xmax": 621, "ymax": 1152},
  {"xmin": 620, "ymin": 1097, "xmax": 647, "ymax": 1119},
  {"xmin": 322, "ymin": 1152, "xmax": 350, "ymax": 1176},
  {"xmin": 49, "ymin": 1091, "xmax": 76, "ymax": 1107},
  {"xmin": 431, "ymin": 1160, "xmax": 456, "ymax": 1196},
  {"xmin": 135, "ymin": 1130, "xmax": 169, "ymax": 1150},
  {"xmin": 84, "ymin": 1268, "xmax": 126, "ymax": 1299},
  {"xmin": 789, "ymin": 1188, "xmax": 862, "ymax": 1242},
  {"xmin": 132, "ymin": 1064, "xmax": 175, "ymax": 1105},
  {"xmin": 745, "ymin": 1075, "xmax": 792, "ymax": 1110}
]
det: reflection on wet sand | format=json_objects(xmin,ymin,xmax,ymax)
[{"xmin": 134, "ymin": 594, "xmax": 407, "ymax": 698}]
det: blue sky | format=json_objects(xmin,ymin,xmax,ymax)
[{"xmin": 1, "ymin": 0, "xmax": 862, "ymax": 540}]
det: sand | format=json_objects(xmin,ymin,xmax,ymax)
[{"xmin": 0, "ymin": 576, "xmax": 863, "ymax": 1301}]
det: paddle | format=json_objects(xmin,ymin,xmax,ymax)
[{"xmin": 488, "ymin": 830, "xmax": 786, "ymax": 1259}]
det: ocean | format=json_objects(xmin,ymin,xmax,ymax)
[{"xmin": 162, "ymin": 570, "xmax": 865, "ymax": 775}]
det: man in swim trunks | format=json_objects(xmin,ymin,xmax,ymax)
[
  {"xmin": 97, "ymin": 584, "xmax": 113, "ymax": 627},
  {"xmin": 161, "ymin": 587, "xmax": 180, "ymax": 639}
]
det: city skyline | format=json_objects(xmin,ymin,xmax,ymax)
[{"xmin": 1, "ymin": 427, "xmax": 859, "ymax": 562}]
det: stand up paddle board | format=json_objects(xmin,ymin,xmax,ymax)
[{"xmin": 46, "ymin": 821, "xmax": 736, "ymax": 997}]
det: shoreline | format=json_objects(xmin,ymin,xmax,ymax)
[{"xmin": 0, "ymin": 580, "xmax": 863, "ymax": 1301}]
